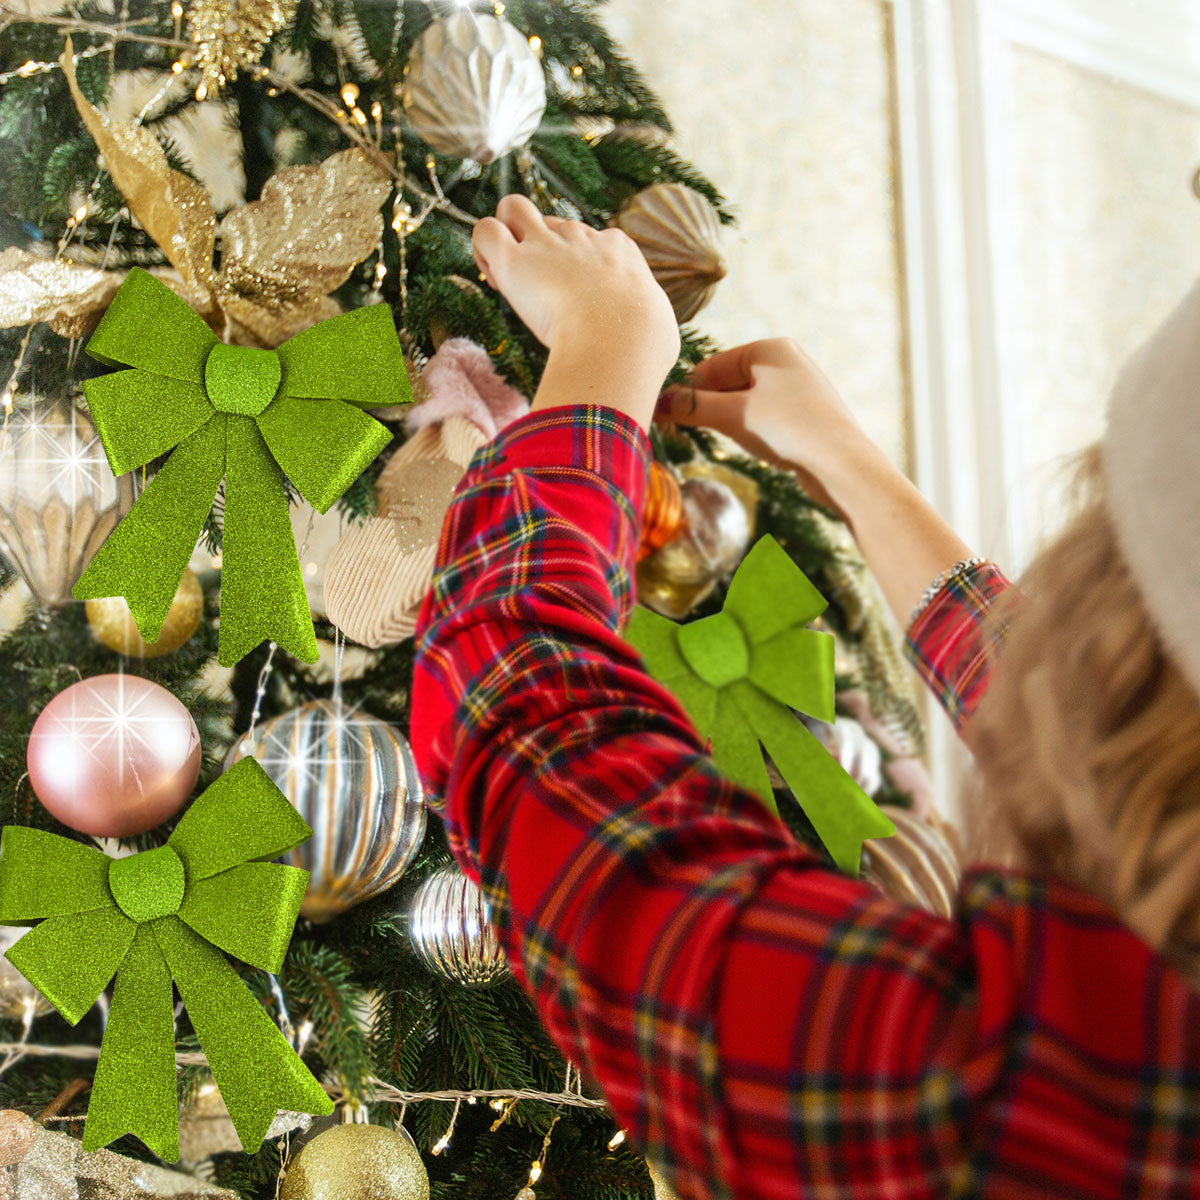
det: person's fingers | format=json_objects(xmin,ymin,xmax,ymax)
[
  {"xmin": 687, "ymin": 338, "xmax": 798, "ymax": 391},
  {"xmin": 656, "ymin": 384, "xmax": 748, "ymax": 429},
  {"xmin": 472, "ymin": 215, "xmax": 517, "ymax": 285},
  {"xmin": 495, "ymin": 192, "xmax": 550, "ymax": 242}
]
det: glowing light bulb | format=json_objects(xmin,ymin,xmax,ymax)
[
  {"xmin": 529, "ymin": 1161, "xmax": 542, "ymax": 1184},
  {"xmin": 171, "ymin": 1, "xmax": 183, "ymax": 15},
  {"xmin": 341, "ymin": 82, "xmax": 360, "ymax": 107},
  {"xmin": 195, "ymin": 83, "xmax": 208, "ymax": 101},
  {"xmin": 431, "ymin": 1132, "xmax": 451, "ymax": 1155},
  {"xmin": 607, "ymin": 1130, "xmax": 626, "ymax": 1149},
  {"xmin": 528, "ymin": 35, "xmax": 543, "ymax": 55}
]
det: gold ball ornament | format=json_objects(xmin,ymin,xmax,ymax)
[
  {"xmin": 280, "ymin": 1123, "xmax": 429, "ymax": 1200},
  {"xmin": 86, "ymin": 569, "xmax": 204, "ymax": 658},
  {"xmin": 402, "ymin": 12, "xmax": 547, "ymax": 163},
  {"xmin": 612, "ymin": 183, "xmax": 727, "ymax": 323},
  {"xmin": 647, "ymin": 1162, "xmax": 680, "ymax": 1200}
]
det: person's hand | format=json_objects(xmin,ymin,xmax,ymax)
[
  {"xmin": 656, "ymin": 338, "xmax": 875, "ymax": 514},
  {"xmin": 472, "ymin": 194, "xmax": 680, "ymax": 381},
  {"xmin": 472, "ymin": 194, "xmax": 680, "ymax": 433}
]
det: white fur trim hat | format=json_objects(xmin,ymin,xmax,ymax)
[{"xmin": 1102, "ymin": 277, "xmax": 1200, "ymax": 700}]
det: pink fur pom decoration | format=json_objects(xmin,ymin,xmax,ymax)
[{"xmin": 405, "ymin": 337, "xmax": 530, "ymax": 441}]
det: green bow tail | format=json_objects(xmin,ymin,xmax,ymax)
[
  {"xmin": 72, "ymin": 268, "xmax": 409, "ymax": 666},
  {"xmin": 0, "ymin": 759, "xmax": 335, "ymax": 1161},
  {"xmin": 624, "ymin": 534, "xmax": 895, "ymax": 874}
]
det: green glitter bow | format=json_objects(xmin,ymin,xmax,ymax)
[
  {"xmin": 624, "ymin": 534, "xmax": 895, "ymax": 873},
  {"xmin": 73, "ymin": 268, "xmax": 408, "ymax": 666},
  {"xmin": 0, "ymin": 759, "xmax": 334, "ymax": 1161}
]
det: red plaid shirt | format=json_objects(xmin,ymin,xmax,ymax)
[{"xmin": 410, "ymin": 404, "xmax": 1200, "ymax": 1200}]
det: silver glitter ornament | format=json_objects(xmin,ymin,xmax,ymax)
[
  {"xmin": 408, "ymin": 865, "xmax": 509, "ymax": 987},
  {"xmin": 0, "ymin": 400, "xmax": 134, "ymax": 608},
  {"xmin": 226, "ymin": 701, "xmax": 426, "ymax": 922},
  {"xmin": 402, "ymin": 12, "xmax": 547, "ymax": 163}
]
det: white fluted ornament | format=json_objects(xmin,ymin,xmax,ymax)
[
  {"xmin": 408, "ymin": 864, "xmax": 509, "ymax": 987},
  {"xmin": 402, "ymin": 12, "xmax": 547, "ymax": 163},
  {"xmin": 226, "ymin": 701, "xmax": 426, "ymax": 921},
  {"xmin": 0, "ymin": 400, "xmax": 134, "ymax": 607},
  {"xmin": 611, "ymin": 183, "xmax": 727, "ymax": 322}
]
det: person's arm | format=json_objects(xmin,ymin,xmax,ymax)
[
  {"xmin": 657, "ymin": 339, "xmax": 974, "ymax": 625},
  {"xmin": 409, "ymin": 402, "xmax": 986, "ymax": 1197}
]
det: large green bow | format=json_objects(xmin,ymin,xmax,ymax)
[
  {"xmin": 0, "ymin": 759, "xmax": 334, "ymax": 1161},
  {"xmin": 73, "ymin": 268, "xmax": 409, "ymax": 666},
  {"xmin": 624, "ymin": 534, "xmax": 895, "ymax": 873}
]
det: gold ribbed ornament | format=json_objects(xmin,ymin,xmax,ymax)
[
  {"xmin": 280, "ymin": 1123, "xmax": 429, "ymax": 1200},
  {"xmin": 402, "ymin": 12, "xmax": 547, "ymax": 163},
  {"xmin": 612, "ymin": 183, "xmax": 727, "ymax": 323},
  {"xmin": 225, "ymin": 701, "xmax": 426, "ymax": 922},
  {"xmin": 188, "ymin": 0, "xmax": 299, "ymax": 95},
  {"xmin": 87, "ymin": 569, "xmax": 203, "ymax": 658},
  {"xmin": 0, "ymin": 401, "xmax": 135, "ymax": 608},
  {"xmin": 863, "ymin": 805, "xmax": 961, "ymax": 918}
]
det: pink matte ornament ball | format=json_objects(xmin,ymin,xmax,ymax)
[{"xmin": 26, "ymin": 675, "xmax": 201, "ymax": 838}]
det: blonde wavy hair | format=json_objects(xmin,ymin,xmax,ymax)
[{"xmin": 966, "ymin": 445, "xmax": 1200, "ymax": 980}]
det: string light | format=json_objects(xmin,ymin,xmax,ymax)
[
  {"xmin": 607, "ymin": 1129, "xmax": 626, "ymax": 1150},
  {"xmin": 340, "ymin": 81, "xmax": 360, "ymax": 107},
  {"xmin": 494, "ymin": 0, "xmax": 506, "ymax": 11},
  {"xmin": 170, "ymin": 1, "xmax": 183, "ymax": 16},
  {"xmin": 195, "ymin": 82, "xmax": 208, "ymax": 101},
  {"xmin": 528, "ymin": 1161, "xmax": 542, "ymax": 1184},
  {"xmin": 430, "ymin": 1097, "xmax": 462, "ymax": 1155},
  {"xmin": 571, "ymin": 64, "xmax": 584, "ymax": 77},
  {"xmin": 528, "ymin": 35, "xmax": 543, "ymax": 55}
]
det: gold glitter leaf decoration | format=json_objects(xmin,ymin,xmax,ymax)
[
  {"xmin": 60, "ymin": 43, "xmax": 391, "ymax": 349},
  {"xmin": 0, "ymin": 249, "xmax": 124, "ymax": 338},
  {"xmin": 62, "ymin": 41, "xmax": 219, "ymax": 315},
  {"xmin": 188, "ymin": 0, "xmax": 300, "ymax": 95},
  {"xmin": 216, "ymin": 150, "xmax": 392, "ymax": 345}
]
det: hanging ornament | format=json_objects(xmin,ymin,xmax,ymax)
[
  {"xmin": 408, "ymin": 864, "xmax": 509, "ymax": 987},
  {"xmin": 612, "ymin": 183, "xmax": 727, "ymax": 323},
  {"xmin": 638, "ymin": 461, "xmax": 685, "ymax": 562},
  {"xmin": 0, "ymin": 400, "xmax": 135, "ymax": 609},
  {"xmin": 402, "ymin": 12, "xmax": 547, "ymax": 163},
  {"xmin": 226, "ymin": 701, "xmax": 426, "ymax": 921},
  {"xmin": 325, "ymin": 338, "xmax": 529, "ymax": 647},
  {"xmin": 0, "ymin": 927, "xmax": 52, "ymax": 1021},
  {"xmin": 87, "ymin": 568, "xmax": 204, "ymax": 658},
  {"xmin": 647, "ymin": 1162, "xmax": 680, "ymax": 1200},
  {"xmin": 187, "ymin": 0, "xmax": 300, "ymax": 98},
  {"xmin": 863, "ymin": 805, "xmax": 961, "ymax": 918},
  {"xmin": 26, "ymin": 674, "xmax": 201, "ymax": 838},
  {"xmin": 804, "ymin": 715, "xmax": 884, "ymax": 797},
  {"xmin": 636, "ymin": 464, "xmax": 757, "ymax": 620},
  {"xmin": 280, "ymin": 1122, "xmax": 429, "ymax": 1200}
]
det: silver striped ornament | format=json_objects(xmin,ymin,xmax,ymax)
[
  {"xmin": 408, "ymin": 865, "xmax": 509, "ymax": 987},
  {"xmin": 226, "ymin": 701, "xmax": 426, "ymax": 922}
]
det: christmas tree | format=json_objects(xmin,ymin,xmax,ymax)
[{"xmin": 0, "ymin": 2, "xmax": 933, "ymax": 1197}]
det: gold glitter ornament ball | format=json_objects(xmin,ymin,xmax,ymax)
[
  {"xmin": 86, "ymin": 569, "xmax": 204, "ymax": 658},
  {"xmin": 280, "ymin": 1123, "xmax": 430, "ymax": 1200}
]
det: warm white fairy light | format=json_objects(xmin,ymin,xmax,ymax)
[
  {"xmin": 607, "ymin": 1129, "xmax": 626, "ymax": 1150},
  {"xmin": 528, "ymin": 1161, "xmax": 542, "ymax": 1184},
  {"xmin": 528, "ymin": 35, "xmax": 543, "ymax": 55}
]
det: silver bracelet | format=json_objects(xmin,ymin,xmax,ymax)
[{"xmin": 909, "ymin": 556, "xmax": 987, "ymax": 628}]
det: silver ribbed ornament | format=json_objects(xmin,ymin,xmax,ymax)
[
  {"xmin": 402, "ymin": 12, "xmax": 547, "ymax": 163},
  {"xmin": 408, "ymin": 865, "xmax": 509, "ymax": 987},
  {"xmin": 226, "ymin": 701, "xmax": 426, "ymax": 922},
  {"xmin": 0, "ymin": 400, "xmax": 134, "ymax": 607}
]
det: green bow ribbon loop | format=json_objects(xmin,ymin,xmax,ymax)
[
  {"xmin": 73, "ymin": 267, "xmax": 409, "ymax": 666},
  {"xmin": 0, "ymin": 759, "xmax": 335, "ymax": 1161},
  {"xmin": 624, "ymin": 534, "xmax": 895, "ymax": 874}
]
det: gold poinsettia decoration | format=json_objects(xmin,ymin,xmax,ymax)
[{"xmin": 0, "ymin": 44, "xmax": 392, "ymax": 349}]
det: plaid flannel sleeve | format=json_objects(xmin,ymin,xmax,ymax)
[
  {"xmin": 904, "ymin": 560, "xmax": 1017, "ymax": 733},
  {"xmin": 409, "ymin": 405, "xmax": 989, "ymax": 1198}
]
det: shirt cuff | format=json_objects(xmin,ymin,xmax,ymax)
[{"xmin": 461, "ymin": 402, "xmax": 652, "ymax": 515}]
